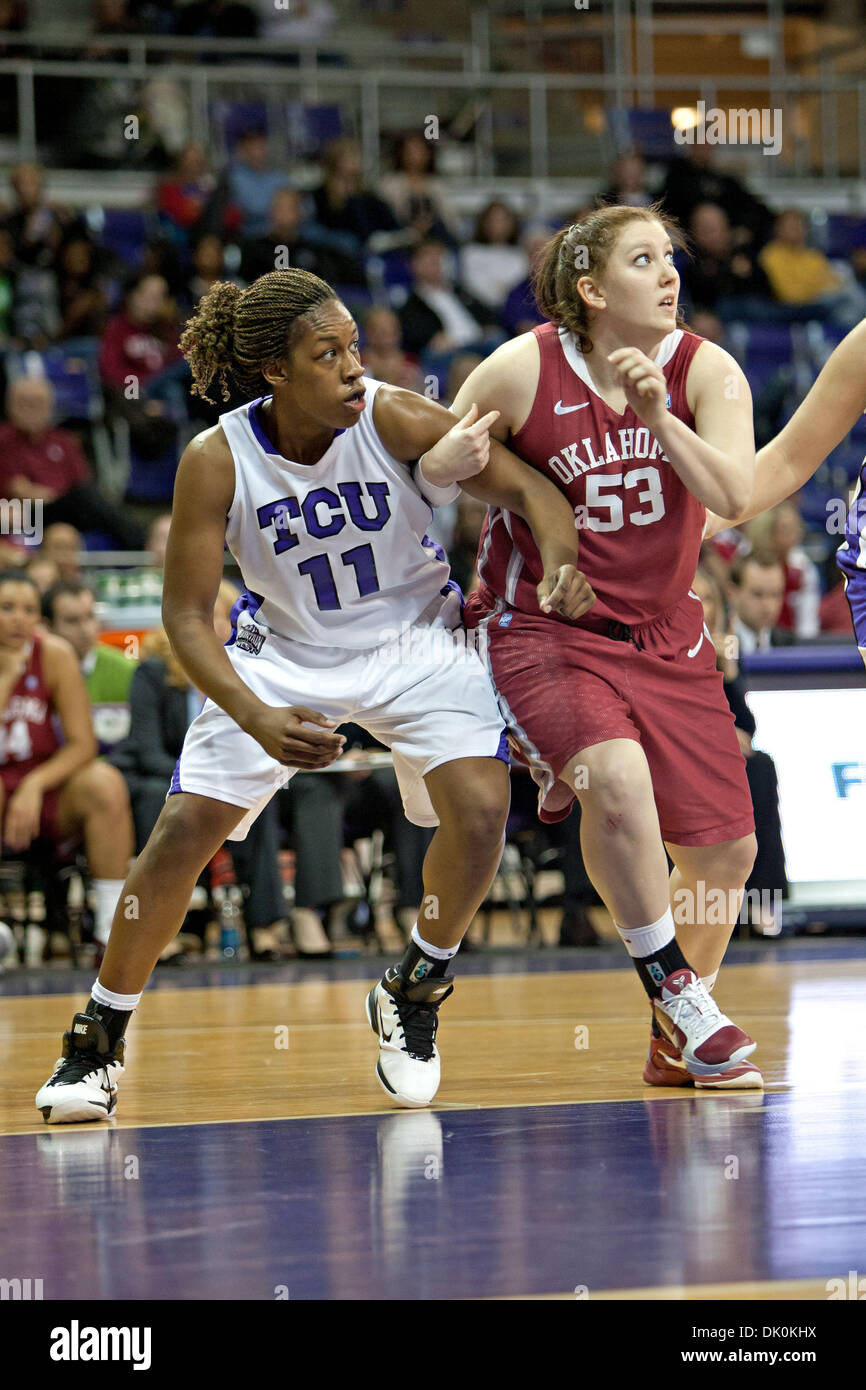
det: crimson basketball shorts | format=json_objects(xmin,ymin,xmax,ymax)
[{"xmin": 465, "ymin": 586, "xmax": 754, "ymax": 848}]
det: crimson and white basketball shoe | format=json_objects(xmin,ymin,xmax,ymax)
[
  {"xmin": 650, "ymin": 969, "xmax": 758, "ymax": 1083},
  {"xmin": 366, "ymin": 967, "xmax": 453, "ymax": 1107},
  {"xmin": 643, "ymin": 1032, "xmax": 763, "ymax": 1089}
]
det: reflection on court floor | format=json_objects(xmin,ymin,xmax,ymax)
[{"xmin": 1, "ymin": 942, "xmax": 864, "ymax": 1300}]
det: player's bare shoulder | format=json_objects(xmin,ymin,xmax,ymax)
[
  {"xmin": 452, "ymin": 330, "xmax": 541, "ymax": 435},
  {"xmin": 175, "ymin": 421, "xmax": 236, "ymax": 515},
  {"xmin": 685, "ymin": 337, "xmax": 752, "ymax": 410}
]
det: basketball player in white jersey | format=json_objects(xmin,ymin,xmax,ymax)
[
  {"xmin": 36, "ymin": 269, "xmax": 593, "ymax": 1122},
  {"xmin": 705, "ymin": 316, "xmax": 866, "ymax": 665}
]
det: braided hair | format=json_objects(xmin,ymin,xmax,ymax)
[
  {"xmin": 532, "ymin": 202, "xmax": 685, "ymax": 353},
  {"xmin": 179, "ymin": 269, "xmax": 338, "ymax": 404}
]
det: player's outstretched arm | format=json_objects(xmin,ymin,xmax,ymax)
[
  {"xmin": 705, "ymin": 317, "xmax": 866, "ymax": 538},
  {"xmin": 163, "ymin": 429, "xmax": 345, "ymax": 770}
]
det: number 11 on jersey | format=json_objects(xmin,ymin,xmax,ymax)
[{"xmin": 298, "ymin": 542, "xmax": 381, "ymax": 611}]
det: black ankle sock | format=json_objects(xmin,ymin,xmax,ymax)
[
  {"xmin": 651, "ymin": 1015, "xmax": 662, "ymax": 1038},
  {"xmin": 84, "ymin": 996, "xmax": 134, "ymax": 1050},
  {"xmin": 397, "ymin": 939, "xmax": 452, "ymax": 984},
  {"xmin": 632, "ymin": 938, "xmax": 691, "ymax": 1001}
]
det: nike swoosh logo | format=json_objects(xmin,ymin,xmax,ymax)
[
  {"xmin": 553, "ymin": 400, "xmax": 589, "ymax": 414},
  {"xmin": 381, "ymin": 1026, "xmax": 394, "ymax": 1042}
]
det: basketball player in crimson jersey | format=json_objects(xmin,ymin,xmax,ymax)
[
  {"xmin": 705, "ymin": 316, "xmax": 866, "ymax": 665},
  {"xmin": 457, "ymin": 205, "xmax": 763, "ymax": 1088},
  {"xmin": 0, "ymin": 572, "xmax": 134, "ymax": 941}
]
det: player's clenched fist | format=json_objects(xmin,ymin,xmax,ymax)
[
  {"xmin": 607, "ymin": 347, "xmax": 668, "ymax": 429},
  {"xmin": 248, "ymin": 705, "xmax": 345, "ymax": 769},
  {"xmin": 537, "ymin": 565, "xmax": 595, "ymax": 620},
  {"xmin": 418, "ymin": 401, "xmax": 501, "ymax": 487}
]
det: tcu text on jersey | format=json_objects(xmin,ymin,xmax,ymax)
[{"xmin": 219, "ymin": 378, "xmax": 451, "ymax": 645}]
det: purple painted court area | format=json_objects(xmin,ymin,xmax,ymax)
[{"xmin": 2, "ymin": 1093, "xmax": 864, "ymax": 1300}]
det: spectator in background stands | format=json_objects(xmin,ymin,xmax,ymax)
[
  {"xmin": 156, "ymin": 144, "xmax": 220, "ymax": 246},
  {"xmin": 693, "ymin": 565, "xmax": 787, "ymax": 933},
  {"xmin": 681, "ymin": 202, "xmax": 774, "ymax": 318},
  {"xmin": 459, "ymin": 201, "xmax": 529, "ymax": 316},
  {"xmin": 398, "ymin": 239, "xmax": 496, "ymax": 358},
  {"xmin": 224, "ymin": 128, "xmax": 290, "ymax": 239},
  {"xmin": 0, "ymin": 377, "xmax": 145, "ymax": 548},
  {"xmin": 184, "ymin": 232, "xmax": 235, "ymax": 308},
  {"xmin": 501, "ymin": 228, "xmax": 550, "ymax": 337},
  {"xmin": 659, "ymin": 145, "xmax": 773, "ymax": 251},
  {"xmin": 239, "ymin": 187, "xmax": 364, "ymax": 287},
  {"xmin": 360, "ymin": 306, "xmax": 424, "ymax": 393},
  {"xmin": 380, "ymin": 132, "xmax": 458, "ymax": 248},
  {"xmin": 0, "ymin": 568, "xmax": 133, "ymax": 952},
  {"xmin": 2, "ymin": 169, "xmax": 64, "ymax": 343},
  {"xmin": 53, "ymin": 231, "xmax": 110, "ymax": 341},
  {"xmin": 40, "ymin": 523, "xmax": 83, "ymax": 582},
  {"xmin": 745, "ymin": 500, "xmax": 821, "ymax": 639},
  {"xmin": 42, "ymin": 580, "xmax": 137, "ymax": 754},
  {"xmin": 727, "ymin": 552, "xmax": 795, "ymax": 655},
  {"xmin": 99, "ymin": 271, "xmax": 182, "ymax": 459},
  {"xmin": 2, "ymin": 163, "xmax": 69, "ymax": 270},
  {"xmin": 24, "ymin": 556, "xmax": 60, "ymax": 594},
  {"xmin": 760, "ymin": 209, "xmax": 840, "ymax": 305},
  {"xmin": 309, "ymin": 138, "xmax": 401, "ymax": 256},
  {"xmin": 759, "ymin": 208, "xmax": 866, "ymax": 325},
  {"xmin": 598, "ymin": 151, "xmax": 655, "ymax": 208}
]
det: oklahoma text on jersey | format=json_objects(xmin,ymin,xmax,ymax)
[{"xmin": 476, "ymin": 323, "xmax": 706, "ymax": 628}]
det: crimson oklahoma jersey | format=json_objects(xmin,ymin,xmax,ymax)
[
  {"xmin": 475, "ymin": 322, "xmax": 706, "ymax": 626},
  {"xmin": 0, "ymin": 634, "xmax": 61, "ymax": 784}
]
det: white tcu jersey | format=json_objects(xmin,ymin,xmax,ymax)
[{"xmin": 221, "ymin": 376, "xmax": 452, "ymax": 651}]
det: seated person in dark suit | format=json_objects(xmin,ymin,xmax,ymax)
[
  {"xmin": 727, "ymin": 551, "xmax": 797, "ymax": 656},
  {"xmin": 397, "ymin": 239, "xmax": 501, "ymax": 358}
]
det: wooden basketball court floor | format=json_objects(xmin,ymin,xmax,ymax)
[{"xmin": 1, "ymin": 939, "xmax": 865, "ymax": 1301}]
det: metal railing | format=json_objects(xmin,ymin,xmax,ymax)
[{"xmin": 1, "ymin": 27, "xmax": 866, "ymax": 182}]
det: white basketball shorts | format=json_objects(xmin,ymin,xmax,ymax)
[{"xmin": 167, "ymin": 598, "xmax": 507, "ymax": 840}]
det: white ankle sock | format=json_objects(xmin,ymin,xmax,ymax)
[
  {"xmin": 702, "ymin": 970, "xmax": 718, "ymax": 992},
  {"xmin": 92, "ymin": 879, "xmax": 125, "ymax": 946},
  {"xmin": 91, "ymin": 979, "xmax": 141, "ymax": 1011},
  {"xmin": 614, "ymin": 908, "xmax": 675, "ymax": 959},
  {"xmin": 411, "ymin": 923, "xmax": 460, "ymax": 960}
]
